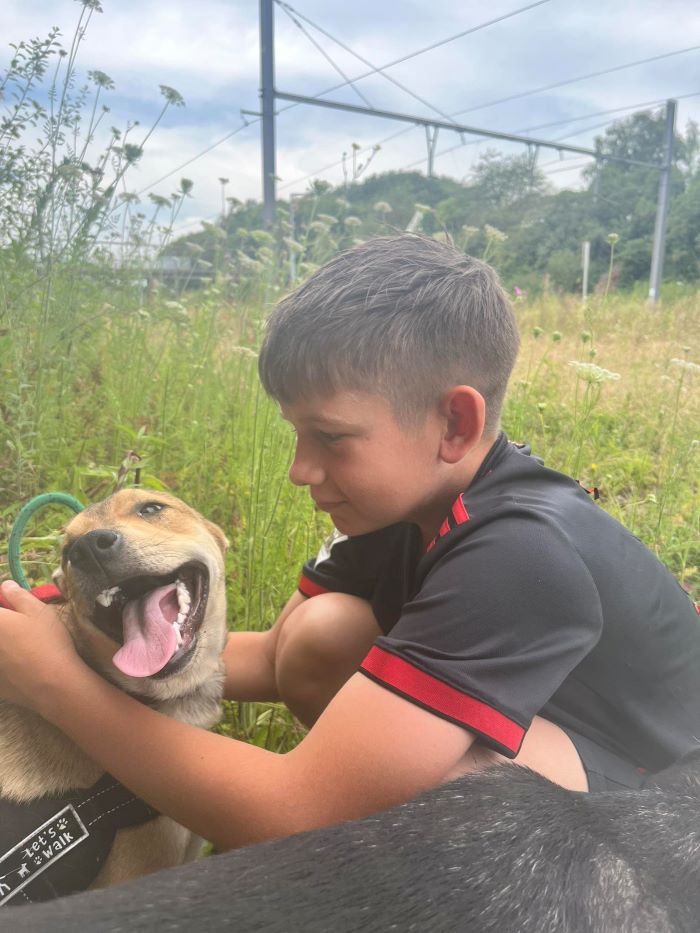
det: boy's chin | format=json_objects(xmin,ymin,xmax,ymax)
[{"xmin": 332, "ymin": 511, "xmax": 392, "ymax": 537}]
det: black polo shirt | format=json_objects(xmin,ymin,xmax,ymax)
[{"xmin": 299, "ymin": 434, "xmax": 700, "ymax": 770}]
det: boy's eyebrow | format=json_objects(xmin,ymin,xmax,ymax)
[
  {"xmin": 303, "ymin": 416, "xmax": 362, "ymax": 430},
  {"xmin": 281, "ymin": 412, "xmax": 363, "ymax": 430}
]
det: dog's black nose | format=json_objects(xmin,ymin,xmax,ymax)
[{"xmin": 68, "ymin": 530, "xmax": 123, "ymax": 571}]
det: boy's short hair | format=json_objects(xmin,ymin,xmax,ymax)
[{"xmin": 258, "ymin": 234, "xmax": 520, "ymax": 434}]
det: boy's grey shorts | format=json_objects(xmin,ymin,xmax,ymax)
[{"xmin": 560, "ymin": 726, "xmax": 647, "ymax": 792}]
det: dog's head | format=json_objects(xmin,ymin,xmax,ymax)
[{"xmin": 54, "ymin": 489, "xmax": 228, "ymax": 710}]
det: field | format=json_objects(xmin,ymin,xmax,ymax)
[{"xmin": 0, "ymin": 264, "xmax": 698, "ymax": 749}]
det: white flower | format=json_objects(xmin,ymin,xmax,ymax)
[
  {"xmin": 484, "ymin": 224, "xmax": 507, "ymax": 242},
  {"xmin": 229, "ymin": 346, "xmax": 258, "ymax": 359},
  {"xmin": 283, "ymin": 237, "xmax": 304, "ymax": 254},
  {"xmin": 670, "ymin": 358, "xmax": 700, "ymax": 374},
  {"xmin": 568, "ymin": 361, "xmax": 621, "ymax": 383}
]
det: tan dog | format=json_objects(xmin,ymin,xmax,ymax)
[{"xmin": 0, "ymin": 489, "xmax": 228, "ymax": 900}]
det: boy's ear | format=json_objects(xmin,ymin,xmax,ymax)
[{"xmin": 438, "ymin": 386, "xmax": 486, "ymax": 464}]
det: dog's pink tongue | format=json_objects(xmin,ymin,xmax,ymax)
[{"xmin": 112, "ymin": 583, "xmax": 179, "ymax": 677}]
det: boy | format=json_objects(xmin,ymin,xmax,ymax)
[{"xmin": 0, "ymin": 235, "xmax": 698, "ymax": 852}]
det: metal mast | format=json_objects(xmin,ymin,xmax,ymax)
[{"xmin": 260, "ymin": 0, "xmax": 277, "ymax": 225}]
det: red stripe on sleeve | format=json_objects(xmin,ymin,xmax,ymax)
[
  {"xmin": 451, "ymin": 495, "xmax": 469, "ymax": 525},
  {"xmin": 360, "ymin": 645, "xmax": 525, "ymax": 755},
  {"xmin": 298, "ymin": 574, "xmax": 331, "ymax": 598}
]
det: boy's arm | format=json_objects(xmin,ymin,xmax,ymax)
[
  {"xmin": 0, "ymin": 584, "xmax": 474, "ymax": 852},
  {"xmin": 222, "ymin": 591, "xmax": 307, "ymax": 701}
]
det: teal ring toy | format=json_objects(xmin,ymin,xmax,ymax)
[{"xmin": 8, "ymin": 493, "xmax": 84, "ymax": 590}]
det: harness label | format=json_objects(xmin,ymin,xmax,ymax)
[{"xmin": 0, "ymin": 805, "xmax": 88, "ymax": 905}]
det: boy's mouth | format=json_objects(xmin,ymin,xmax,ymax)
[
  {"xmin": 313, "ymin": 498, "xmax": 346, "ymax": 510},
  {"xmin": 91, "ymin": 563, "xmax": 209, "ymax": 679}
]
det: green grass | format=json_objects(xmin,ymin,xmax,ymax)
[{"xmin": 0, "ymin": 274, "xmax": 698, "ymax": 749}]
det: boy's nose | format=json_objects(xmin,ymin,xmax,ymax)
[{"xmin": 289, "ymin": 443, "xmax": 325, "ymax": 488}]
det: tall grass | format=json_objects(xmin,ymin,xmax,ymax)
[{"xmin": 1, "ymin": 12, "xmax": 698, "ymax": 753}]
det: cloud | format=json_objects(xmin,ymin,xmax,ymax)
[{"xmin": 2, "ymin": 0, "xmax": 699, "ymax": 226}]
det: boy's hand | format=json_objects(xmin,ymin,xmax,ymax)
[{"xmin": 0, "ymin": 580, "xmax": 82, "ymax": 711}]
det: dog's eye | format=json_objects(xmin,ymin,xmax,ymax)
[{"xmin": 138, "ymin": 502, "xmax": 166, "ymax": 517}]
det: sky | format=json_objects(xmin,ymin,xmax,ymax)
[{"xmin": 2, "ymin": 0, "xmax": 699, "ymax": 235}]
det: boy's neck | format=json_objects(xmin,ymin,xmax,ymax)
[{"xmin": 417, "ymin": 432, "xmax": 499, "ymax": 548}]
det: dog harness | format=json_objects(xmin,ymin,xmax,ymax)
[
  {"xmin": 0, "ymin": 588, "xmax": 160, "ymax": 906},
  {"xmin": 0, "ymin": 773, "xmax": 160, "ymax": 906}
]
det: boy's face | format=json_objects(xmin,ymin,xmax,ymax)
[{"xmin": 281, "ymin": 391, "xmax": 449, "ymax": 539}]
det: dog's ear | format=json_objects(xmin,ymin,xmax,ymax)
[
  {"xmin": 204, "ymin": 519, "xmax": 229, "ymax": 556},
  {"xmin": 52, "ymin": 565, "xmax": 67, "ymax": 595}
]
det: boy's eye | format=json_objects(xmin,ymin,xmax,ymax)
[{"xmin": 316, "ymin": 431, "xmax": 347, "ymax": 444}]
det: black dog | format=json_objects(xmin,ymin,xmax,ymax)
[{"xmin": 6, "ymin": 754, "xmax": 700, "ymax": 932}]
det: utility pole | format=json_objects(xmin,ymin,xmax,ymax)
[
  {"xmin": 260, "ymin": 0, "xmax": 276, "ymax": 226},
  {"xmin": 258, "ymin": 11, "xmax": 672, "ymax": 294},
  {"xmin": 648, "ymin": 99, "xmax": 676, "ymax": 304},
  {"xmin": 425, "ymin": 125, "xmax": 439, "ymax": 178}
]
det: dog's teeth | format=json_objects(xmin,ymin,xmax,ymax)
[
  {"xmin": 97, "ymin": 586, "xmax": 121, "ymax": 607},
  {"xmin": 175, "ymin": 579, "xmax": 191, "ymax": 615}
]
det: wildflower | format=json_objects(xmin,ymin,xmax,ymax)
[
  {"xmin": 484, "ymin": 224, "xmax": 507, "ymax": 242},
  {"xmin": 670, "ymin": 358, "xmax": 700, "ymax": 374},
  {"xmin": 283, "ymin": 237, "xmax": 304, "ymax": 254},
  {"xmin": 607, "ymin": 233, "xmax": 619, "ymax": 244},
  {"xmin": 343, "ymin": 216, "xmax": 362, "ymax": 228},
  {"xmin": 159, "ymin": 85, "xmax": 185, "ymax": 107},
  {"xmin": 580, "ymin": 331, "xmax": 591, "ymax": 344},
  {"xmin": 373, "ymin": 201, "xmax": 392, "ymax": 214},
  {"xmin": 317, "ymin": 214, "xmax": 338, "ymax": 225},
  {"xmin": 148, "ymin": 194, "xmax": 171, "ymax": 209},
  {"xmin": 514, "ymin": 286, "xmax": 523, "ymax": 297},
  {"xmin": 568, "ymin": 361, "xmax": 621, "ymax": 383},
  {"xmin": 532, "ymin": 326, "xmax": 544, "ymax": 339},
  {"xmin": 89, "ymin": 70, "xmax": 114, "ymax": 90},
  {"xmin": 229, "ymin": 346, "xmax": 259, "ymax": 359},
  {"xmin": 121, "ymin": 144, "xmax": 143, "ymax": 164},
  {"xmin": 552, "ymin": 331, "xmax": 562, "ymax": 342},
  {"xmin": 537, "ymin": 402, "xmax": 546, "ymax": 412}
]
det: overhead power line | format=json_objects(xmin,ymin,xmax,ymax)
[
  {"xmin": 273, "ymin": 0, "xmax": 554, "ymax": 108},
  {"xmin": 138, "ymin": 2, "xmax": 550, "ymax": 200},
  {"xmin": 135, "ymin": 120, "xmax": 254, "ymax": 197},
  {"xmin": 449, "ymin": 44, "xmax": 700, "ymax": 120},
  {"xmin": 279, "ymin": 35, "xmax": 700, "ymax": 194},
  {"xmin": 276, "ymin": 0, "xmax": 485, "ymax": 130}
]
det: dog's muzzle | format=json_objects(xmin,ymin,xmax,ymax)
[{"xmin": 96, "ymin": 564, "xmax": 209, "ymax": 679}]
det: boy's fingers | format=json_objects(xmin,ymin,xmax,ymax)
[{"xmin": 0, "ymin": 580, "xmax": 43, "ymax": 613}]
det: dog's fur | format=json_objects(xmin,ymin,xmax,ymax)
[
  {"xmin": 6, "ymin": 752, "xmax": 700, "ymax": 932},
  {"xmin": 0, "ymin": 489, "xmax": 228, "ymax": 889}
]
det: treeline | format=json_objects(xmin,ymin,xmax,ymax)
[{"xmin": 166, "ymin": 110, "xmax": 699, "ymax": 296}]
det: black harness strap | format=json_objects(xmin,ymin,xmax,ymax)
[{"xmin": 0, "ymin": 773, "xmax": 159, "ymax": 906}]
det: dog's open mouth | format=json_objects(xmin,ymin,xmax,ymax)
[{"xmin": 92, "ymin": 563, "xmax": 209, "ymax": 679}]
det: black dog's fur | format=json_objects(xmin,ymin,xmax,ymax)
[{"xmin": 6, "ymin": 753, "xmax": 700, "ymax": 932}]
